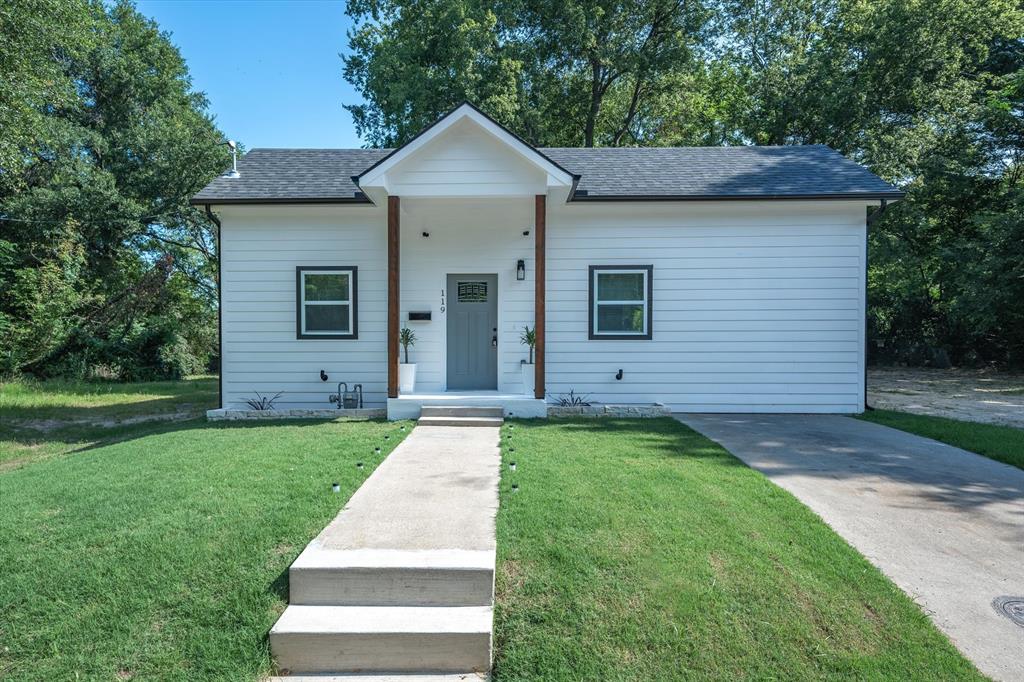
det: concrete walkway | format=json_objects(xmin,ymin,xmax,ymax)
[
  {"xmin": 270, "ymin": 424, "xmax": 502, "ymax": 678},
  {"xmin": 318, "ymin": 425, "xmax": 501, "ymax": 552},
  {"xmin": 676, "ymin": 414, "xmax": 1024, "ymax": 681}
]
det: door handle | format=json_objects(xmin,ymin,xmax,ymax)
[{"xmin": 492, "ymin": 334, "xmax": 498, "ymax": 348}]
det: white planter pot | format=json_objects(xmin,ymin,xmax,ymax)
[
  {"xmin": 399, "ymin": 363, "xmax": 417, "ymax": 393},
  {"xmin": 521, "ymin": 362, "xmax": 535, "ymax": 395}
]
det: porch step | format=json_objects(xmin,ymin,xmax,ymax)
[
  {"xmin": 417, "ymin": 416, "xmax": 503, "ymax": 427},
  {"xmin": 289, "ymin": 548, "xmax": 495, "ymax": 607},
  {"xmin": 420, "ymin": 406, "xmax": 503, "ymax": 418},
  {"xmin": 270, "ymin": 605, "xmax": 492, "ymax": 675}
]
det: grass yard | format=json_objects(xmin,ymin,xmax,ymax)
[
  {"xmin": 859, "ymin": 408, "xmax": 1024, "ymax": 471},
  {"xmin": 0, "ymin": 376, "xmax": 218, "ymax": 420},
  {"xmin": 0, "ymin": 376, "xmax": 219, "ymax": 468},
  {"xmin": 494, "ymin": 418, "xmax": 982, "ymax": 681},
  {"xmin": 0, "ymin": 377, "xmax": 410, "ymax": 681}
]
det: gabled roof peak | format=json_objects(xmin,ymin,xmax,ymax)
[{"xmin": 354, "ymin": 102, "xmax": 577, "ymax": 191}]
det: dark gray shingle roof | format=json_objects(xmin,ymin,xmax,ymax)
[
  {"xmin": 543, "ymin": 145, "xmax": 901, "ymax": 199},
  {"xmin": 192, "ymin": 144, "xmax": 901, "ymax": 204},
  {"xmin": 193, "ymin": 148, "xmax": 390, "ymax": 203}
]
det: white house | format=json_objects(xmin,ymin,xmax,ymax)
[{"xmin": 193, "ymin": 103, "xmax": 902, "ymax": 419}]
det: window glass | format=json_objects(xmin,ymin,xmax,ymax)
[
  {"xmin": 597, "ymin": 304, "xmax": 645, "ymax": 333},
  {"xmin": 305, "ymin": 273, "xmax": 349, "ymax": 301},
  {"xmin": 305, "ymin": 304, "xmax": 350, "ymax": 332},
  {"xmin": 457, "ymin": 281, "xmax": 488, "ymax": 303},
  {"xmin": 596, "ymin": 272, "xmax": 644, "ymax": 301}
]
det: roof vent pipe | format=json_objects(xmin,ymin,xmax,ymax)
[{"xmin": 221, "ymin": 140, "xmax": 240, "ymax": 178}]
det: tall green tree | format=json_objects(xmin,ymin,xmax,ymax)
[
  {"xmin": 0, "ymin": 0, "xmax": 229, "ymax": 378},
  {"xmin": 343, "ymin": 0, "xmax": 720, "ymax": 147}
]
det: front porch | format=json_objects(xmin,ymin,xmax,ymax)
[
  {"xmin": 348, "ymin": 105, "xmax": 574, "ymax": 415},
  {"xmin": 387, "ymin": 391, "xmax": 548, "ymax": 420}
]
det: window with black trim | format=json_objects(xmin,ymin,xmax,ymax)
[
  {"xmin": 588, "ymin": 265, "xmax": 653, "ymax": 340},
  {"xmin": 296, "ymin": 267, "xmax": 358, "ymax": 339}
]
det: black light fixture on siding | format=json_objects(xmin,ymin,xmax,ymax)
[{"xmin": 516, "ymin": 259, "xmax": 526, "ymax": 281}]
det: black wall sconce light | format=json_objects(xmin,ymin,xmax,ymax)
[
  {"xmin": 421, "ymin": 231, "xmax": 430, "ymax": 238},
  {"xmin": 516, "ymin": 259, "xmax": 526, "ymax": 281}
]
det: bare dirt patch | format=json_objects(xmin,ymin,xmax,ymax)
[
  {"xmin": 868, "ymin": 367, "xmax": 1024, "ymax": 428},
  {"xmin": 10, "ymin": 408, "xmax": 202, "ymax": 433}
]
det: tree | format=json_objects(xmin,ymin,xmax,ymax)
[
  {"xmin": 0, "ymin": 0, "xmax": 229, "ymax": 378},
  {"xmin": 342, "ymin": 0, "xmax": 720, "ymax": 147}
]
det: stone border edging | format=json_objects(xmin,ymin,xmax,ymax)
[
  {"xmin": 547, "ymin": 403, "xmax": 670, "ymax": 418},
  {"xmin": 207, "ymin": 408, "xmax": 386, "ymax": 421}
]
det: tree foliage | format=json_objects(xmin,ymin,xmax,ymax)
[
  {"xmin": 0, "ymin": 0, "xmax": 228, "ymax": 379},
  {"xmin": 345, "ymin": 0, "xmax": 1024, "ymax": 365}
]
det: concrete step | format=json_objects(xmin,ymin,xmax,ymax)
[
  {"xmin": 420, "ymin": 406, "xmax": 503, "ymax": 418},
  {"xmin": 267, "ymin": 674, "xmax": 488, "ymax": 681},
  {"xmin": 289, "ymin": 548, "xmax": 495, "ymax": 607},
  {"xmin": 417, "ymin": 416, "xmax": 503, "ymax": 428},
  {"xmin": 270, "ymin": 605, "xmax": 493, "ymax": 675}
]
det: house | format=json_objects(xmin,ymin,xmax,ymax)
[{"xmin": 192, "ymin": 103, "xmax": 903, "ymax": 420}]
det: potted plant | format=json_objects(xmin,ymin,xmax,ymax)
[
  {"xmin": 399, "ymin": 326, "xmax": 417, "ymax": 393},
  {"xmin": 520, "ymin": 325, "xmax": 536, "ymax": 395}
]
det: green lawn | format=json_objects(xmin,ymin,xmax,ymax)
[
  {"xmin": 0, "ymin": 376, "xmax": 218, "ymax": 420},
  {"xmin": 859, "ymin": 409, "xmax": 1024, "ymax": 471},
  {"xmin": 0, "ymin": 378, "xmax": 410, "ymax": 681},
  {"xmin": 0, "ymin": 377, "xmax": 218, "ymax": 468},
  {"xmin": 494, "ymin": 418, "xmax": 982, "ymax": 681}
]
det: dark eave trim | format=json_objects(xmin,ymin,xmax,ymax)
[
  {"xmin": 568, "ymin": 191, "xmax": 906, "ymax": 203},
  {"xmin": 189, "ymin": 195, "xmax": 371, "ymax": 206}
]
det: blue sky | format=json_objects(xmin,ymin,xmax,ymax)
[{"xmin": 136, "ymin": 0, "xmax": 366, "ymax": 149}]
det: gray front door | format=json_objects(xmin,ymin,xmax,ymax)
[{"xmin": 446, "ymin": 274, "xmax": 498, "ymax": 390}]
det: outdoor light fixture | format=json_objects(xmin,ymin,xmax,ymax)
[
  {"xmin": 331, "ymin": 482, "xmax": 340, "ymax": 493},
  {"xmin": 516, "ymin": 259, "xmax": 526, "ymax": 280},
  {"xmin": 320, "ymin": 369, "xmax": 329, "ymax": 382},
  {"xmin": 511, "ymin": 484, "xmax": 519, "ymax": 493},
  {"xmin": 422, "ymin": 231, "xmax": 430, "ymax": 238},
  {"xmin": 374, "ymin": 447, "xmax": 381, "ymax": 454},
  {"xmin": 356, "ymin": 462, "xmax": 364, "ymax": 469},
  {"xmin": 509, "ymin": 462, "xmax": 517, "ymax": 471}
]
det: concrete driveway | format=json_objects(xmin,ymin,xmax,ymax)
[{"xmin": 676, "ymin": 414, "xmax": 1024, "ymax": 682}]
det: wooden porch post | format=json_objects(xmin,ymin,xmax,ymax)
[
  {"xmin": 534, "ymin": 194, "xmax": 546, "ymax": 400},
  {"xmin": 388, "ymin": 195, "xmax": 400, "ymax": 398}
]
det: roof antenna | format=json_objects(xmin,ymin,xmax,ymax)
[{"xmin": 221, "ymin": 140, "xmax": 240, "ymax": 178}]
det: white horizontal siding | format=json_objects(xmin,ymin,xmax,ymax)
[
  {"xmin": 216, "ymin": 199, "xmax": 866, "ymax": 414},
  {"xmin": 218, "ymin": 205, "xmax": 388, "ymax": 409},
  {"xmin": 544, "ymin": 201, "xmax": 866, "ymax": 413}
]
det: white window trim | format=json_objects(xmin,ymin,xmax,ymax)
[
  {"xmin": 297, "ymin": 267, "xmax": 357, "ymax": 339},
  {"xmin": 590, "ymin": 266, "xmax": 653, "ymax": 340}
]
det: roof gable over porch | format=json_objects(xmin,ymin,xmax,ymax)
[{"xmin": 355, "ymin": 103, "xmax": 576, "ymax": 199}]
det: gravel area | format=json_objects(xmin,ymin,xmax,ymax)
[{"xmin": 868, "ymin": 367, "xmax": 1024, "ymax": 428}]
